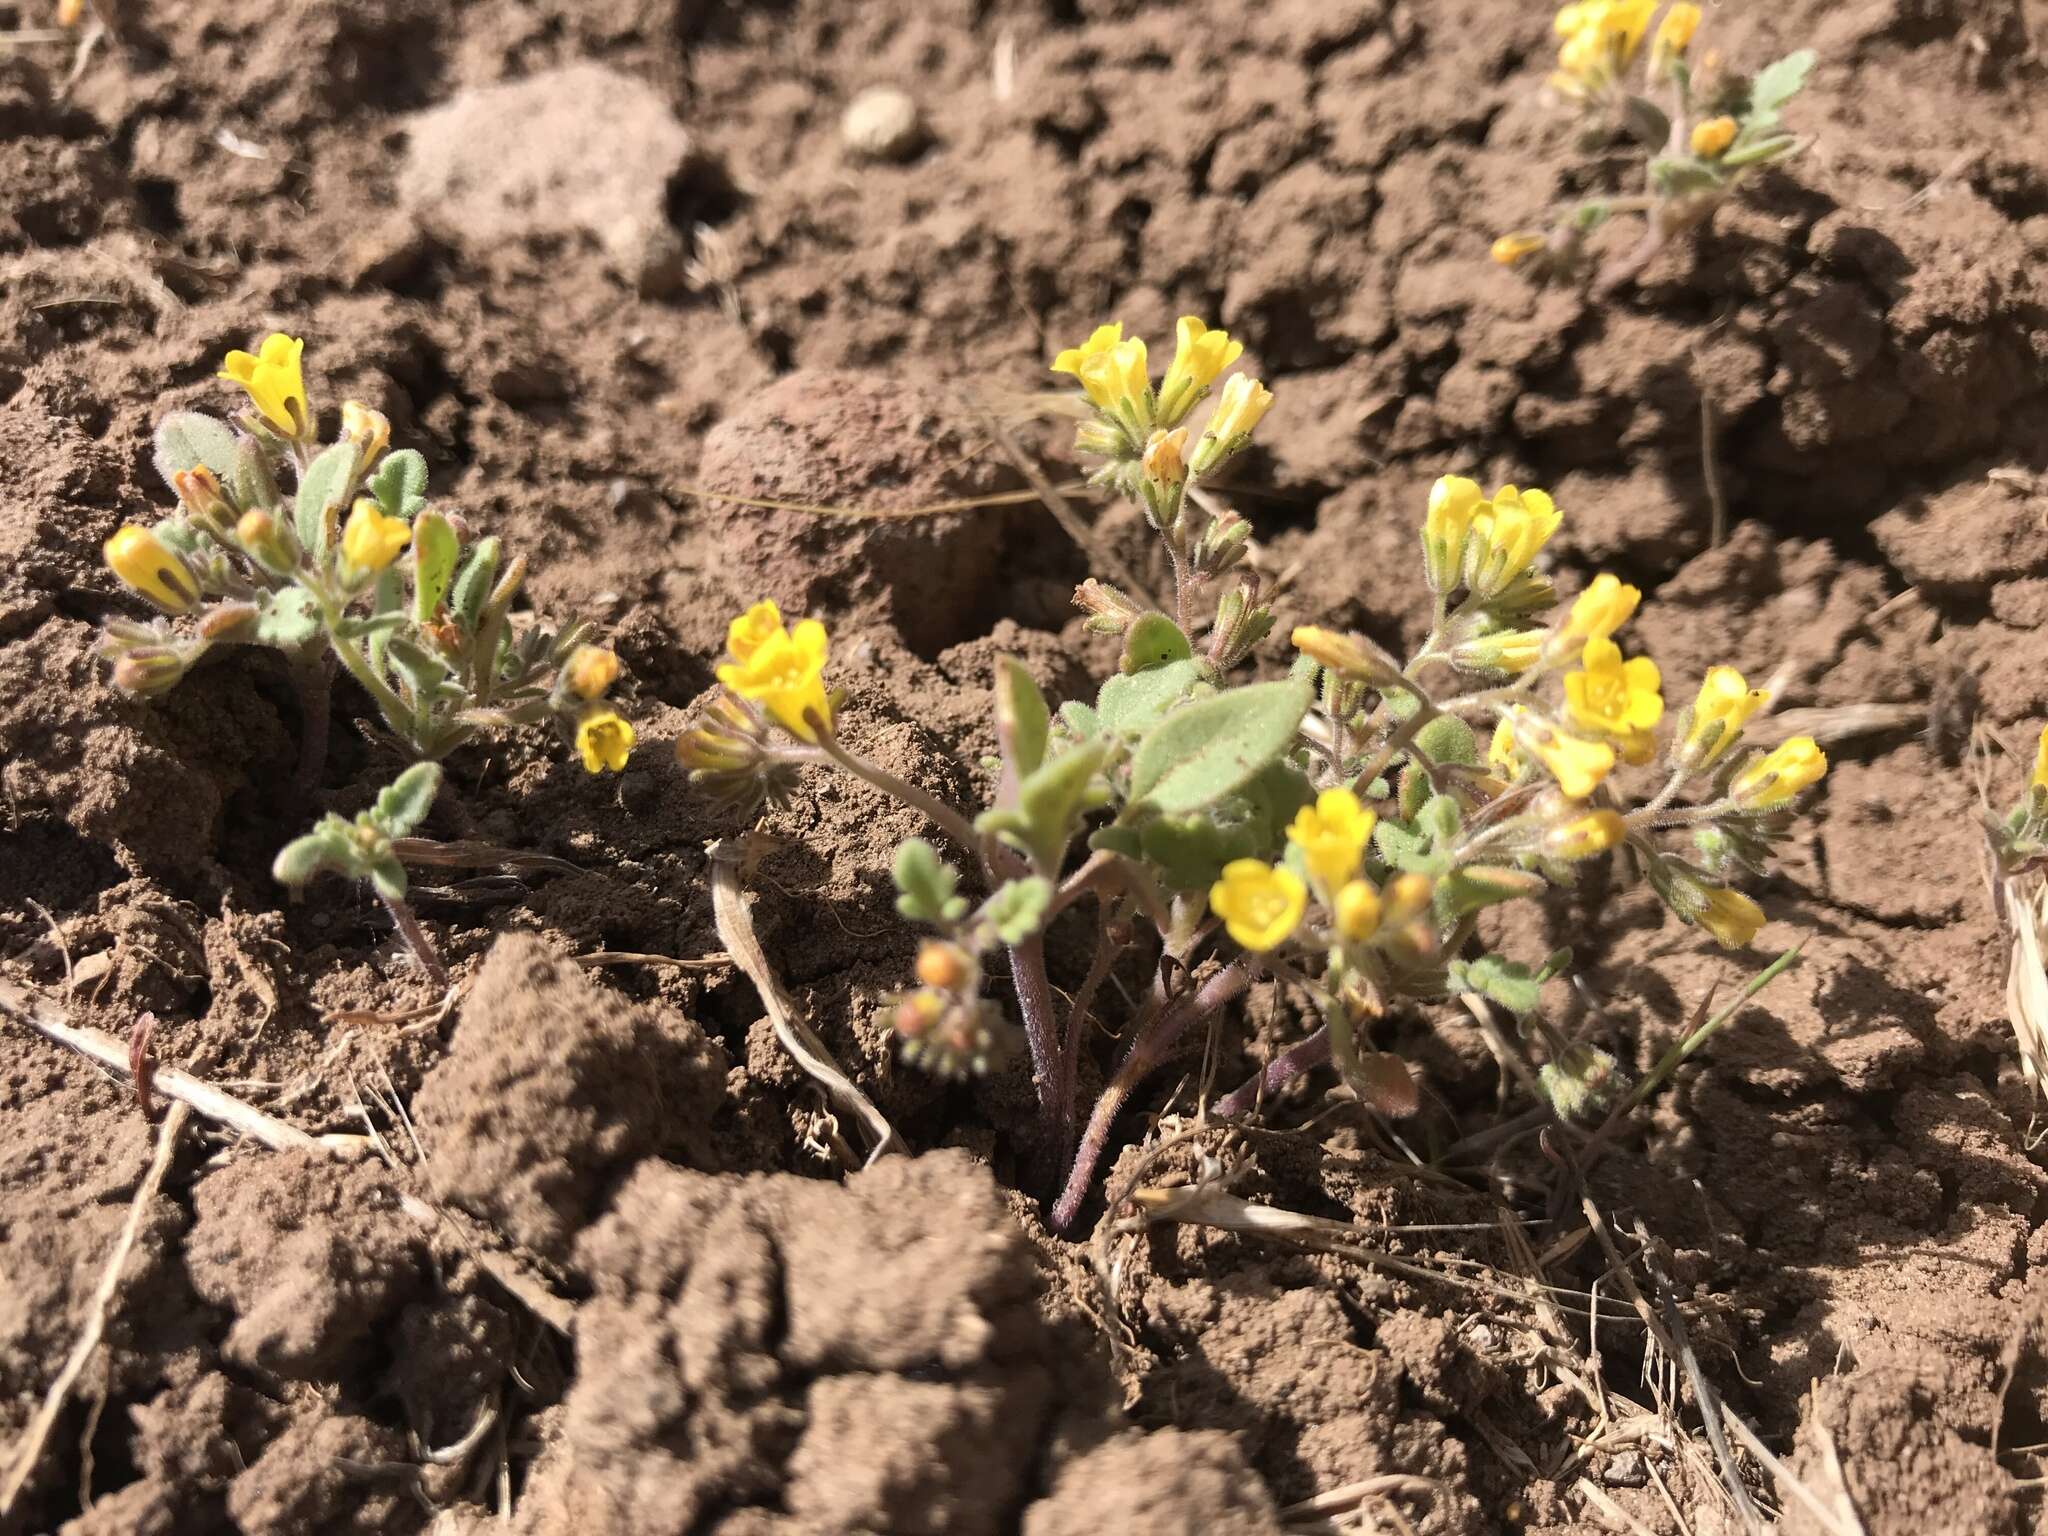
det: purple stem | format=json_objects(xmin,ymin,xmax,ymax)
[
  {"xmin": 1212, "ymin": 1024, "xmax": 1333, "ymax": 1120},
  {"xmin": 379, "ymin": 891, "xmax": 449, "ymax": 990},
  {"xmin": 1008, "ymin": 936, "xmax": 1070, "ymax": 1174},
  {"xmin": 1049, "ymin": 957, "xmax": 1254, "ymax": 1233}
]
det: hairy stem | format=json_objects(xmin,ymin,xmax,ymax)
[
  {"xmin": 312, "ymin": 590, "xmax": 414, "ymax": 742},
  {"xmin": 1049, "ymin": 956, "xmax": 1254, "ymax": 1232},
  {"xmin": 291, "ymin": 652, "xmax": 334, "ymax": 798},
  {"xmin": 1007, "ymin": 935, "xmax": 1070, "ymax": 1176},
  {"xmin": 379, "ymin": 891, "xmax": 449, "ymax": 989},
  {"xmin": 1212, "ymin": 1024, "xmax": 1331, "ymax": 1120}
]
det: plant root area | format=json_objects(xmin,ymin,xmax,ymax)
[{"xmin": 5, "ymin": 1, "xmax": 2048, "ymax": 1532}]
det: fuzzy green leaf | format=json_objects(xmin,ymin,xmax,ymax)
[
  {"xmin": 1128, "ymin": 679, "xmax": 1311, "ymax": 816},
  {"xmin": 893, "ymin": 838, "xmax": 965, "ymax": 924},
  {"xmin": 293, "ymin": 441, "xmax": 358, "ymax": 556},
  {"xmin": 1058, "ymin": 701, "xmax": 1103, "ymax": 741},
  {"xmin": 255, "ymin": 587, "xmax": 321, "ymax": 648},
  {"xmin": 371, "ymin": 449, "xmax": 430, "ymax": 521},
  {"xmin": 1418, "ymin": 793, "xmax": 1462, "ymax": 847},
  {"xmin": 451, "ymin": 537, "xmax": 501, "ymax": 629},
  {"xmin": 1450, "ymin": 952, "xmax": 1546, "ymax": 1015},
  {"xmin": 411, "ymin": 511, "xmax": 460, "ymax": 623},
  {"xmin": 1414, "ymin": 715, "xmax": 1478, "ymax": 768},
  {"xmin": 1747, "ymin": 49, "xmax": 1814, "ymax": 128},
  {"xmin": 1649, "ymin": 157, "xmax": 1724, "ymax": 198},
  {"xmin": 1095, "ymin": 658, "xmax": 1204, "ymax": 737},
  {"xmin": 979, "ymin": 742, "xmax": 1110, "ymax": 871},
  {"xmin": 373, "ymin": 763, "xmax": 442, "ymax": 837},
  {"xmin": 152, "ymin": 411, "xmax": 240, "ymax": 493},
  {"xmin": 386, "ymin": 636, "xmax": 451, "ymax": 697},
  {"xmin": 1121, "ymin": 611, "xmax": 1194, "ymax": 672},
  {"xmin": 232, "ymin": 436, "xmax": 282, "ymax": 512},
  {"xmin": 369, "ymin": 857, "xmax": 408, "ymax": 902},
  {"xmin": 272, "ymin": 828, "xmax": 346, "ymax": 888},
  {"xmin": 1434, "ymin": 864, "xmax": 1546, "ymax": 922},
  {"xmin": 994, "ymin": 657, "xmax": 1050, "ymax": 780},
  {"xmin": 983, "ymin": 877, "xmax": 1054, "ymax": 944},
  {"xmin": 1719, "ymin": 133, "xmax": 1799, "ymax": 169}
]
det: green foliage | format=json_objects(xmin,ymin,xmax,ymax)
[
  {"xmin": 984, "ymin": 877, "xmax": 1055, "ymax": 944},
  {"xmin": 1094, "ymin": 658, "xmax": 1203, "ymax": 736},
  {"xmin": 370, "ymin": 449, "xmax": 430, "ymax": 520},
  {"xmin": 153, "ymin": 412, "xmax": 240, "ymax": 489},
  {"xmin": 893, "ymin": 839, "xmax": 969, "ymax": 924},
  {"xmin": 978, "ymin": 742, "xmax": 1111, "ymax": 872},
  {"xmin": 1120, "ymin": 611, "xmax": 1194, "ymax": 672},
  {"xmin": 994, "ymin": 658, "xmax": 1051, "ymax": 779},
  {"xmin": 272, "ymin": 763, "xmax": 444, "ymax": 900},
  {"xmin": 293, "ymin": 440, "xmax": 357, "ymax": 553},
  {"xmin": 1127, "ymin": 678, "xmax": 1311, "ymax": 815}
]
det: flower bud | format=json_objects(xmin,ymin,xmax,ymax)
[
  {"xmin": 197, "ymin": 602, "xmax": 261, "ymax": 640},
  {"xmin": 1539, "ymin": 1043, "xmax": 1621, "ymax": 1120},
  {"xmin": 1334, "ymin": 880, "xmax": 1381, "ymax": 943},
  {"xmin": 1290, "ymin": 625, "xmax": 1403, "ymax": 688},
  {"xmin": 1543, "ymin": 806, "xmax": 1626, "ymax": 860},
  {"xmin": 171, "ymin": 467, "xmax": 234, "ymax": 533},
  {"xmin": 1491, "ymin": 232, "xmax": 1547, "ymax": 266},
  {"xmin": 1450, "ymin": 627, "xmax": 1544, "ymax": 675},
  {"xmin": 1141, "ymin": 426, "xmax": 1188, "ymax": 487},
  {"xmin": 110, "ymin": 648, "xmax": 187, "ymax": 696},
  {"xmin": 1730, "ymin": 736, "xmax": 1826, "ymax": 810},
  {"xmin": 915, "ymin": 940, "xmax": 973, "ymax": 992},
  {"xmin": 892, "ymin": 989, "xmax": 945, "ymax": 1040},
  {"xmin": 1074, "ymin": 577, "xmax": 1143, "ymax": 636},
  {"xmin": 103, "ymin": 526, "xmax": 201, "ymax": 615},
  {"xmin": 235, "ymin": 509, "xmax": 297, "ymax": 576},
  {"xmin": 1421, "ymin": 475, "xmax": 1483, "ymax": 593},
  {"xmin": 565, "ymin": 644, "xmax": 622, "ymax": 700},
  {"xmin": 340, "ymin": 400, "xmax": 391, "ymax": 466},
  {"xmin": 1690, "ymin": 115, "xmax": 1737, "ymax": 159}
]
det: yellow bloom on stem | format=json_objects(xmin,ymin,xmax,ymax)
[
  {"xmin": 1648, "ymin": 2, "xmax": 1701, "ymax": 76},
  {"xmin": 1050, "ymin": 322, "xmax": 1123, "ymax": 379},
  {"xmin": 1206, "ymin": 371, "xmax": 1274, "ymax": 440},
  {"xmin": 1695, "ymin": 886, "xmax": 1765, "ymax": 948},
  {"xmin": 341, "ymin": 498, "xmax": 412, "ymax": 574},
  {"xmin": 1553, "ymin": 0, "xmax": 1655, "ymax": 94},
  {"xmin": 1489, "ymin": 717, "xmax": 1524, "ymax": 780},
  {"xmin": 1464, "ymin": 485, "xmax": 1562, "ymax": 597},
  {"xmin": 1491, "ymin": 232, "xmax": 1547, "ymax": 266},
  {"xmin": 1511, "ymin": 709, "xmax": 1615, "ymax": 799},
  {"xmin": 1158, "ymin": 316, "xmax": 1244, "ymax": 421},
  {"xmin": 1288, "ymin": 787, "xmax": 1377, "ymax": 893},
  {"xmin": 104, "ymin": 525, "xmax": 200, "ymax": 614},
  {"xmin": 1422, "ymin": 474, "xmax": 1484, "ymax": 592},
  {"xmin": 566, "ymin": 645, "xmax": 622, "ymax": 700},
  {"xmin": 1683, "ymin": 666, "xmax": 1768, "ymax": 766},
  {"xmin": 340, "ymin": 400, "xmax": 390, "ymax": 465},
  {"xmin": 1209, "ymin": 859, "xmax": 1307, "ymax": 953},
  {"xmin": 2033, "ymin": 724, "xmax": 2048, "ymax": 793},
  {"xmin": 726, "ymin": 599, "xmax": 787, "ymax": 664},
  {"xmin": 1564, "ymin": 637, "xmax": 1663, "ymax": 739},
  {"xmin": 1335, "ymin": 879, "xmax": 1382, "ymax": 943},
  {"xmin": 576, "ymin": 709, "xmax": 636, "ymax": 774},
  {"xmin": 219, "ymin": 333, "xmax": 309, "ymax": 437},
  {"xmin": 1557, "ymin": 573, "xmax": 1641, "ymax": 649},
  {"xmin": 1545, "ymin": 806, "xmax": 1627, "ymax": 860},
  {"xmin": 1451, "ymin": 627, "xmax": 1545, "ymax": 674},
  {"xmin": 1731, "ymin": 736, "xmax": 1827, "ymax": 809},
  {"xmin": 718, "ymin": 617, "xmax": 832, "ymax": 742},
  {"xmin": 1142, "ymin": 427, "xmax": 1189, "ymax": 486},
  {"xmin": 1074, "ymin": 336, "xmax": 1150, "ymax": 416},
  {"xmin": 1691, "ymin": 115, "xmax": 1738, "ymax": 159}
]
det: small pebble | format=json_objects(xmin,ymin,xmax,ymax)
[
  {"xmin": 841, "ymin": 86, "xmax": 923, "ymax": 162},
  {"xmin": 1603, "ymin": 1451, "xmax": 1648, "ymax": 1487}
]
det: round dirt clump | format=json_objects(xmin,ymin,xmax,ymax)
[
  {"xmin": 1024, "ymin": 1429, "xmax": 1285, "ymax": 1536},
  {"xmin": 696, "ymin": 370, "xmax": 1018, "ymax": 656}
]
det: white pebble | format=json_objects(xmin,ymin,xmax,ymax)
[{"xmin": 841, "ymin": 86, "xmax": 923, "ymax": 162}]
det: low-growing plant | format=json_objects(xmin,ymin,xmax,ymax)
[
  {"xmin": 678, "ymin": 317, "xmax": 1827, "ymax": 1230},
  {"xmin": 97, "ymin": 334, "xmax": 635, "ymax": 781},
  {"xmin": 1491, "ymin": 2, "xmax": 1815, "ymax": 293}
]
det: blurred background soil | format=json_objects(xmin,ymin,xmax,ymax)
[{"xmin": 3, "ymin": 0, "xmax": 2048, "ymax": 1531}]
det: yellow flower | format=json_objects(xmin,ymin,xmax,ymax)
[
  {"xmin": 1691, "ymin": 115, "xmax": 1738, "ymax": 159},
  {"xmin": 1209, "ymin": 859, "xmax": 1307, "ymax": 952},
  {"xmin": 1290, "ymin": 625, "xmax": 1399, "ymax": 686},
  {"xmin": 1288, "ymin": 787, "xmax": 1377, "ymax": 893},
  {"xmin": 576, "ymin": 709, "xmax": 636, "ymax": 774},
  {"xmin": 1157, "ymin": 316, "xmax": 1244, "ymax": 421},
  {"xmin": 566, "ymin": 645, "xmax": 622, "ymax": 700},
  {"xmin": 1648, "ymin": 2, "xmax": 1701, "ymax": 76},
  {"xmin": 1564, "ymin": 637, "xmax": 1663, "ymax": 739},
  {"xmin": 1422, "ymin": 474, "xmax": 1484, "ymax": 592},
  {"xmin": 1557, "ymin": 573, "xmax": 1641, "ymax": 649},
  {"xmin": 1050, "ymin": 322, "xmax": 1124, "ymax": 380},
  {"xmin": 1074, "ymin": 336, "xmax": 1150, "ymax": 415},
  {"xmin": 1379, "ymin": 872, "xmax": 1436, "ymax": 931},
  {"xmin": 1451, "ymin": 628, "xmax": 1545, "ymax": 675},
  {"xmin": 1545, "ymin": 806, "xmax": 1627, "ymax": 860},
  {"xmin": 219, "ymin": 332, "xmax": 309, "ymax": 437},
  {"xmin": 1695, "ymin": 887, "xmax": 1764, "ymax": 949},
  {"xmin": 718, "ymin": 617, "xmax": 832, "ymax": 741},
  {"xmin": 2033, "ymin": 724, "xmax": 2048, "ymax": 793},
  {"xmin": 1683, "ymin": 666, "xmax": 1768, "ymax": 766},
  {"xmin": 726, "ymin": 599, "xmax": 787, "ymax": 664},
  {"xmin": 1731, "ymin": 736, "xmax": 1827, "ymax": 809},
  {"xmin": 1511, "ymin": 709, "xmax": 1615, "ymax": 799},
  {"xmin": 103, "ymin": 525, "xmax": 200, "ymax": 614},
  {"xmin": 1142, "ymin": 427, "xmax": 1188, "ymax": 486},
  {"xmin": 340, "ymin": 400, "xmax": 390, "ymax": 465},
  {"xmin": 1491, "ymin": 232, "xmax": 1547, "ymax": 266},
  {"xmin": 1552, "ymin": 0, "xmax": 1655, "ymax": 94},
  {"xmin": 1489, "ymin": 718, "xmax": 1524, "ymax": 780},
  {"xmin": 1335, "ymin": 880, "xmax": 1381, "ymax": 943},
  {"xmin": 341, "ymin": 498, "xmax": 412, "ymax": 574},
  {"xmin": 1205, "ymin": 372, "xmax": 1273, "ymax": 442},
  {"xmin": 1464, "ymin": 485, "xmax": 1562, "ymax": 598}
]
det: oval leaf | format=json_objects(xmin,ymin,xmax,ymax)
[
  {"xmin": 1128, "ymin": 678, "xmax": 1310, "ymax": 816},
  {"xmin": 152, "ymin": 411, "xmax": 240, "ymax": 492},
  {"xmin": 411, "ymin": 510, "xmax": 460, "ymax": 622},
  {"xmin": 293, "ymin": 441, "xmax": 359, "ymax": 555}
]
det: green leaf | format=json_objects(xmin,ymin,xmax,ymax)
[
  {"xmin": 1058, "ymin": 701, "xmax": 1103, "ymax": 741},
  {"xmin": 293, "ymin": 441, "xmax": 359, "ymax": 556},
  {"xmin": 1413, "ymin": 715, "xmax": 1478, "ymax": 768},
  {"xmin": 255, "ymin": 587, "xmax": 321, "ymax": 648},
  {"xmin": 893, "ymin": 838, "xmax": 965, "ymax": 924},
  {"xmin": 1620, "ymin": 94, "xmax": 1670, "ymax": 150},
  {"xmin": 1434, "ymin": 864, "xmax": 1546, "ymax": 922},
  {"xmin": 386, "ymin": 636, "xmax": 451, "ymax": 696},
  {"xmin": 1121, "ymin": 611, "xmax": 1194, "ymax": 672},
  {"xmin": 1128, "ymin": 678, "xmax": 1311, "ymax": 816},
  {"xmin": 411, "ymin": 511, "xmax": 460, "ymax": 623},
  {"xmin": 272, "ymin": 829, "xmax": 344, "ymax": 888},
  {"xmin": 1719, "ymin": 133, "xmax": 1799, "ymax": 169},
  {"xmin": 451, "ymin": 537, "xmax": 501, "ymax": 629},
  {"xmin": 1095, "ymin": 658, "xmax": 1203, "ymax": 737},
  {"xmin": 994, "ymin": 657, "xmax": 1050, "ymax": 780},
  {"xmin": 1747, "ymin": 49, "xmax": 1814, "ymax": 128},
  {"xmin": 978, "ymin": 742, "xmax": 1110, "ymax": 871},
  {"xmin": 1649, "ymin": 157, "xmax": 1725, "ymax": 198},
  {"xmin": 232, "ymin": 436, "xmax": 282, "ymax": 512},
  {"xmin": 369, "ymin": 858, "xmax": 408, "ymax": 902},
  {"xmin": 1373, "ymin": 819, "xmax": 1447, "ymax": 877},
  {"xmin": 370, "ymin": 449, "xmax": 430, "ymax": 520},
  {"xmin": 373, "ymin": 762, "xmax": 442, "ymax": 837},
  {"xmin": 152, "ymin": 411, "xmax": 240, "ymax": 492},
  {"xmin": 983, "ymin": 877, "xmax": 1054, "ymax": 944},
  {"xmin": 1449, "ymin": 952, "xmax": 1546, "ymax": 1015},
  {"xmin": 1418, "ymin": 793, "xmax": 1462, "ymax": 847}
]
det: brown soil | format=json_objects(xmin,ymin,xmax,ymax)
[{"xmin": 4, "ymin": 0, "xmax": 2048, "ymax": 1532}]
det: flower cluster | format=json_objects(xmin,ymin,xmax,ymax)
[
  {"xmin": 97, "ymin": 334, "xmax": 633, "ymax": 777},
  {"xmin": 675, "ymin": 599, "xmax": 837, "ymax": 813}
]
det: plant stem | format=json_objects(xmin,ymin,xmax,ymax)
[
  {"xmin": 291, "ymin": 652, "xmax": 334, "ymax": 798},
  {"xmin": 379, "ymin": 891, "xmax": 449, "ymax": 989},
  {"xmin": 312, "ymin": 590, "xmax": 414, "ymax": 742},
  {"xmin": 1049, "ymin": 956, "xmax": 1254, "ymax": 1232},
  {"xmin": 1007, "ymin": 934, "xmax": 1071, "ymax": 1176},
  {"xmin": 1213, "ymin": 1024, "xmax": 1332, "ymax": 1119},
  {"xmin": 813, "ymin": 734, "xmax": 983, "ymax": 860}
]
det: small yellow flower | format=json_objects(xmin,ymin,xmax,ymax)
[
  {"xmin": 718, "ymin": 617, "xmax": 832, "ymax": 742},
  {"xmin": 1648, "ymin": 2, "xmax": 1701, "ymax": 76},
  {"xmin": 1141, "ymin": 427, "xmax": 1189, "ymax": 487},
  {"xmin": 340, "ymin": 400, "xmax": 390, "ymax": 465},
  {"xmin": 1075, "ymin": 336, "xmax": 1151, "ymax": 415},
  {"xmin": 1290, "ymin": 625, "xmax": 1399, "ymax": 686},
  {"xmin": 103, "ymin": 525, "xmax": 200, "ymax": 614},
  {"xmin": 1335, "ymin": 880, "xmax": 1382, "ymax": 943},
  {"xmin": 576, "ymin": 709, "xmax": 636, "ymax": 774},
  {"xmin": 726, "ymin": 599, "xmax": 787, "ymax": 664},
  {"xmin": 1552, "ymin": 0, "xmax": 1656, "ymax": 95},
  {"xmin": 1491, "ymin": 232, "xmax": 1547, "ymax": 266},
  {"xmin": 1695, "ymin": 886, "xmax": 1765, "ymax": 948},
  {"xmin": 1050, "ymin": 322, "xmax": 1124, "ymax": 379},
  {"xmin": 1209, "ymin": 859, "xmax": 1307, "ymax": 953},
  {"xmin": 1557, "ymin": 573, "xmax": 1641, "ymax": 649},
  {"xmin": 1511, "ymin": 709, "xmax": 1615, "ymax": 799},
  {"xmin": 1451, "ymin": 628, "xmax": 1545, "ymax": 674},
  {"xmin": 566, "ymin": 645, "xmax": 622, "ymax": 700},
  {"xmin": 1158, "ymin": 316, "xmax": 1244, "ymax": 419},
  {"xmin": 1464, "ymin": 485, "xmax": 1562, "ymax": 598},
  {"xmin": 1378, "ymin": 872, "xmax": 1436, "ymax": 930},
  {"xmin": 1288, "ymin": 787, "xmax": 1377, "ymax": 894},
  {"xmin": 1545, "ymin": 806, "xmax": 1627, "ymax": 860},
  {"xmin": 1204, "ymin": 372, "xmax": 1274, "ymax": 443},
  {"xmin": 219, "ymin": 332, "xmax": 309, "ymax": 437},
  {"xmin": 1564, "ymin": 638, "xmax": 1664, "ymax": 739},
  {"xmin": 1731, "ymin": 736, "xmax": 1827, "ymax": 809},
  {"xmin": 2033, "ymin": 724, "xmax": 2048, "ymax": 793},
  {"xmin": 341, "ymin": 498, "xmax": 412, "ymax": 575},
  {"xmin": 1422, "ymin": 474, "xmax": 1485, "ymax": 592},
  {"xmin": 1691, "ymin": 115, "xmax": 1738, "ymax": 159},
  {"xmin": 1489, "ymin": 718, "xmax": 1524, "ymax": 780},
  {"xmin": 1684, "ymin": 666, "xmax": 1768, "ymax": 766}
]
